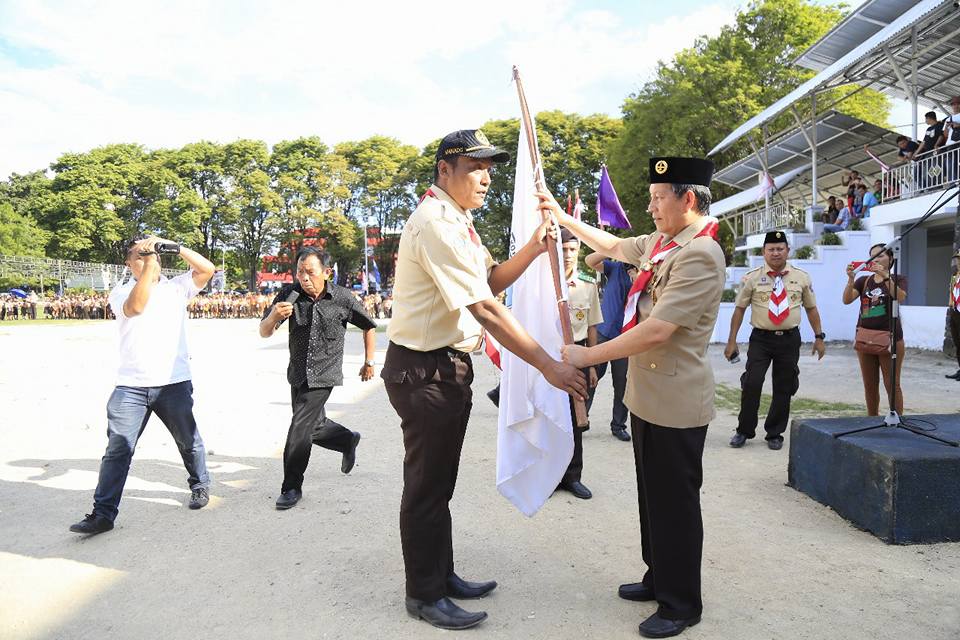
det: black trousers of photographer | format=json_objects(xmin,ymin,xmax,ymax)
[
  {"xmin": 736, "ymin": 327, "xmax": 800, "ymax": 442},
  {"xmin": 281, "ymin": 382, "xmax": 355, "ymax": 492}
]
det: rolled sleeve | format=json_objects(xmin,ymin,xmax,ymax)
[
  {"xmin": 348, "ymin": 295, "xmax": 378, "ymax": 331},
  {"xmin": 734, "ymin": 276, "xmax": 754, "ymax": 308},
  {"xmin": 802, "ymin": 279, "xmax": 817, "ymax": 309},
  {"xmin": 617, "ymin": 236, "xmax": 648, "ymax": 266},
  {"xmin": 418, "ymin": 220, "xmax": 493, "ymax": 311},
  {"xmin": 650, "ymin": 248, "xmax": 722, "ymax": 330}
]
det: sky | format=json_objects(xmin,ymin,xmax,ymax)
[
  {"xmin": 0, "ymin": 0, "xmax": 915, "ymax": 181},
  {"xmin": 0, "ymin": 0, "xmax": 747, "ymax": 179}
]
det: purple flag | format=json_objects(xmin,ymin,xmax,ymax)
[{"xmin": 597, "ymin": 165, "xmax": 631, "ymax": 229}]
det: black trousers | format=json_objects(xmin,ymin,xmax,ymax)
[
  {"xmin": 281, "ymin": 383, "xmax": 355, "ymax": 492},
  {"xmin": 949, "ymin": 309, "xmax": 960, "ymax": 369},
  {"xmin": 382, "ymin": 342, "xmax": 473, "ymax": 602},
  {"xmin": 595, "ymin": 333, "xmax": 629, "ymax": 431},
  {"xmin": 631, "ymin": 415, "xmax": 707, "ymax": 620},
  {"xmin": 736, "ymin": 327, "xmax": 801, "ymax": 441},
  {"xmin": 562, "ymin": 360, "xmax": 596, "ymax": 484}
]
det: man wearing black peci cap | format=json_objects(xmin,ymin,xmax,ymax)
[
  {"xmin": 544, "ymin": 157, "xmax": 725, "ymax": 638},
  {"xmin": 725, "ymin": 231, "xmax": 825, "ymax": 450},
  {"xmin": 382, "ymin": 129, "xmax": 587, "ymax": 630}
]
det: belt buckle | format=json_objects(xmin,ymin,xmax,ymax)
[{"xmin": 774, "ymin": 330, "xmax": 784, "ymax": 336}]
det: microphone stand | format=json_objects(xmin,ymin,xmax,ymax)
[{"xmin": 834, "ymin": 182, "xmax": 960, "ymax": 446}]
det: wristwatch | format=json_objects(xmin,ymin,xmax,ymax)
[
  {"xmin": 364, "ymin": 359, "xmax": 375, "ymax": 367},
  {"xmin": 814, "ymin": 332, "xmax": 826, "ymax": 340}
]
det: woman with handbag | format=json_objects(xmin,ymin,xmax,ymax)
[{"xmin": 842, "ymin": 244, "xmax": 907, "ymax": 415}]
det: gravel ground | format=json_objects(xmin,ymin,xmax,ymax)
[{"xmin": 0, "ymin": 320, "xmax": 958, "ymax": 640}]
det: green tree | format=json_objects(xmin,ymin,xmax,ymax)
[
  {"xmin": 0, "ymin": 202, "xmax": 50, "ymax": 256},
  {"xmin": 165, "ymin": 141, "xmax": 233, "ymax": 259},
  {"xmin": 222, "ymin": 140, "xmax": 282, "ymax": 289},
  {"xmin": 608, "ymin": 0, "xmax": 891, "ymax": 237},
  {"xmin": 412, "ymin": 113, "xmax": 622, "ymax": 261}
]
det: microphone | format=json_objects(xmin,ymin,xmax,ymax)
[{"xmin": 276, "ymin": 288, "xmax": 301, "ymax": 326}]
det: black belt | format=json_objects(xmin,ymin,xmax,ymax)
[
  {"xmin": 388, "ymin": 341, "xmax": 472, "ymax": 362},
  {"xmin": 752, "ymin": 327, "xmax": 799, "ymax": 337}
]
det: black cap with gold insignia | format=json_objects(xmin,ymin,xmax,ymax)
[
  {"xmin": 763, "ymin": 230, "xmax": 789, "ymax": 246},
  {"xmin": 649, "ymin": 157, "xmax": 714, "ymax": 187},
  {"xmin": 436, "ymin": 129, "xmax": 510, "ymax": 163}
]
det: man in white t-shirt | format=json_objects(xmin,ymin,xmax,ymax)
[
  {"xmin": 70, "ymin": 236, "xmax": 216, "ymax": 535},
  {"xmin": 939, "ymin": 96, "xmax": 960, "ymax": 182}
]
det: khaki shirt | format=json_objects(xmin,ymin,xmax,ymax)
[
  {"xmin": 387, "ymin": 185, "xmax": 497, "ymax": 352},
  {"xmin": 734, "ymin": 261, "xmax": 816, "ymax": 330},
  {"xmin": 616, "ymin": 215, "xmax": 726, "ymax": 428},
  {"xmin": 566, "ymin": 275, "xmax": 602, "ymax": 343}
]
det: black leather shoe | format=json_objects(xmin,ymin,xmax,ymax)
[
  {"xmin": 947, "ymin": 369, "xmax": 960, "ymax": 380},
  {"xmin": 558, "ymin": 480, "xmax": 592, "ymax": 500},
  {"xmin": 189, "ymin": 487, "xmax": 209, "ymax": 509},
  {"xmin": 638, "ymin": 612, "xmax": 701, "ymax": 638},
  {"xmin": 487, "ymin": 385, "xmax": 500, "ymax": 408},
  {"xmin": 446, "ymin": 572, "xmax": 497, "ymax": 599},
  {"xmin": 341, "ymin": 432, "xmax": 361, "ymax": 474},
  {"xmin": 69, "ymin": 513, "xmax": 114, "ymax": 535},
  {"xmin": 618, "ymin": 582, "xmax": 655, "ymax": 601},
  {"xmin": 405, "ymin": 596, "xmax": 487, "ymax": 630},
  {"xmin": 612, "ymin": 428, "xmax": 631, "ymax": 442},
  {"xmin": 275, "ymin": 488, "xmax": 302, "ymax": 510},
  {"xmin": 729, "ymin": 433, "xmax": 747, "ymax": 448},
  {"xmin": 767, "ymin": 438, "xmax": 784, "ymax": 451}
]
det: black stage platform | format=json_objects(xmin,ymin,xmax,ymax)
[{"xmin": 788, "ymin": 414, "xmax": 960, "ymax": 544}]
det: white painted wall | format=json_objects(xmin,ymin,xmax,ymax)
[{"xmin": 715, "ymin": 229, "xmax": 951, "ymax": 349}]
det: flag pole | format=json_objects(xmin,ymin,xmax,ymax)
[{"xmin": 512, "ymin": 65, "xmax": 588, "ymax": 427}]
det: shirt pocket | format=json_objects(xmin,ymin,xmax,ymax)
[
  {"xmin": 636, "ymin": 352, "xmax": 677, "ymax": 376},
  {"xmin": 786, "ymin": 283, "xmax": 804, "ymax": 308}
]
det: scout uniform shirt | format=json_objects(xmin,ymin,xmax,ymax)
[
  {"xmin": 734, "ymin": 261, "xmax": 816, "ymax": 331},
  {"xmin": 950, "ymin": 271, "xmax": 960, "ymax": 313},
  {"xmin": 387, "ymin": 185, "xmax": 497, "ymax": 352},
  {"xmin": 616, "ymin": 215, "xmax": 726, "ymax": 428},
  {"xmin": 567, "ymin": 273, "xmax": 603, "ymax": 343}
]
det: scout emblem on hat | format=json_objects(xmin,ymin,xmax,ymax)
[
  {"xmin": 763, "ymin": 230, "xmax": 788, "ymax": 245},
  {"xmin": 648, "ymin": 157, "xmax": 714, "ymax": 186}
]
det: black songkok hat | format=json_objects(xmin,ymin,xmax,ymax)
[
  {"xmin": 763, "ymin": 230, "xmax": 789, "ymax": 245},
  {"xmin": 649, "ymin": 157, "xmax": 714, "ymax": 187},
  {"xmin": 436, "ymin": 129, "xmax": 510, "ymax": 163}
]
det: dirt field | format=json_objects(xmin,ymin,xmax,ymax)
[{"xmin": 1, "ymin": 320, "xmax": 958, "ymax": 640}]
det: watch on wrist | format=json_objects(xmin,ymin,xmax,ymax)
[
  {"xmin": 814, "ymin": 332, "xmax": 826, "ymax": 340},
  {"xmin": 364, "ymin": 359, "xmax": 375, "ymax": 367}
]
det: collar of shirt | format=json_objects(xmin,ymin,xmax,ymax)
[
  {"xmin": 655, "ymin": 214, "xmax": 718, "ymax": 246},
  {"xmin": 429, "ymin": 184, "xmax": 474, "ymax": 224},
  {"xmin": 763, "ymin": 260, "xmax": 790, "ymax": 276}
]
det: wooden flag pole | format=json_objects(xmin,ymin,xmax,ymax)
[{"xmin": 512, "ymin": 65, "xmax": 588, "ymax": 427}]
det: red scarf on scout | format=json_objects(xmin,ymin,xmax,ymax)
[
  {"xmin": 952, "ymin": 276, "xmax": 960, "ymax": 313},
  {"xmin": 767, "ymin": 270, "xmax": 790, "ymax": 325},
  {"xmin": 621, "ymin": 220, "xmax": 719, "ymax": 332}
]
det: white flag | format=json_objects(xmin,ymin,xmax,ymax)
[{"xmin": 496, "ymin": 117, "xmax": 573, "ymax": 517}]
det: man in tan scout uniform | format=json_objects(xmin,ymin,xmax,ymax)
[
  {"xmin": 557, "ymin": 227, "xmax": 603, "ymax": 500},
  {"xmin": 542, "ymin": 157, "xmax": 724, "ymax": 639},
  {"xmin": 382, "ymin": 129, "xmax": 586, "ymax": 631},
  {"xmin": 724, "ymin": 231, "xmax": 825, "ymax": 450},
  {"xmin": 946, "ymin": 250, "xmax": 960, "ymax": 381}
]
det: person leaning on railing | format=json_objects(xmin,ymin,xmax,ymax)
[{"xmin": 842, "ymin": 244, "xmax": 906, "ymax": 416}]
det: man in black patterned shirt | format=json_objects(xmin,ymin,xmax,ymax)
[{"xmin": 260, "ymin": 246, "xmax": 377, "ymax": 510}]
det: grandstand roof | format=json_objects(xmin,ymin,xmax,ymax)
[
  {"xmin": 712, "ymin": 111, "xmax": 901, "ymax": 206},
  {"xmin": 795, "ymin": 0, "xmax": 920, "ymax": 71},
  {"xmin": 711, "ymin": 0, "xmax": 959, "ymax": 155},
  {"xmin": 711, "ymin": 165, "xmax": 808, "ymax": 218}
]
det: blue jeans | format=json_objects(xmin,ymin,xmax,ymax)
[
  {"xmin": 92, "ymin": 381, "xmax": 209, "ymax": 521},
  {"xmin": 823, "ymin": 223, "xmax": 846, "ymax": 233}
]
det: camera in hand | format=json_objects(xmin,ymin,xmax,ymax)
[{"xmin": 139, "ymin": 242, "xmax": 180, "ymax": 255}]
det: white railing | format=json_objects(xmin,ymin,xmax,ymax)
[
  {"xmin": 742, "ymin": 202, "xmax": 806, "ymax": 236},
  {"xmin": 882, "ymin": 145, "xmax": 960, "ymax": 202},
  {"xmin": 0, "ymin": 254, "xmax": 185, "ymax": 289}
]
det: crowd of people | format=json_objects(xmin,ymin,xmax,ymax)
[
  {"xmin": 0, "ymin": 291, "xmax": 115, "ymax": 320},
  {"xmin": 188, "ymin": 292, "xmax": 272, "ymax": 319}
]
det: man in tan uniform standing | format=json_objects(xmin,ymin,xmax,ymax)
[
  {"xmin": 382, "ymin": 129, "xmax": 586, "ymax": 631},
  {"xmin": 558, "ymin": 227, "xmax": 603, "ymax": 500},
  {"xmin": 545, "ymin": 157, "xmax": 724, "ymax": 638},
  {"xmin": 724, "ymin": 231, "xmax": 825, "ymax": 450}
]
